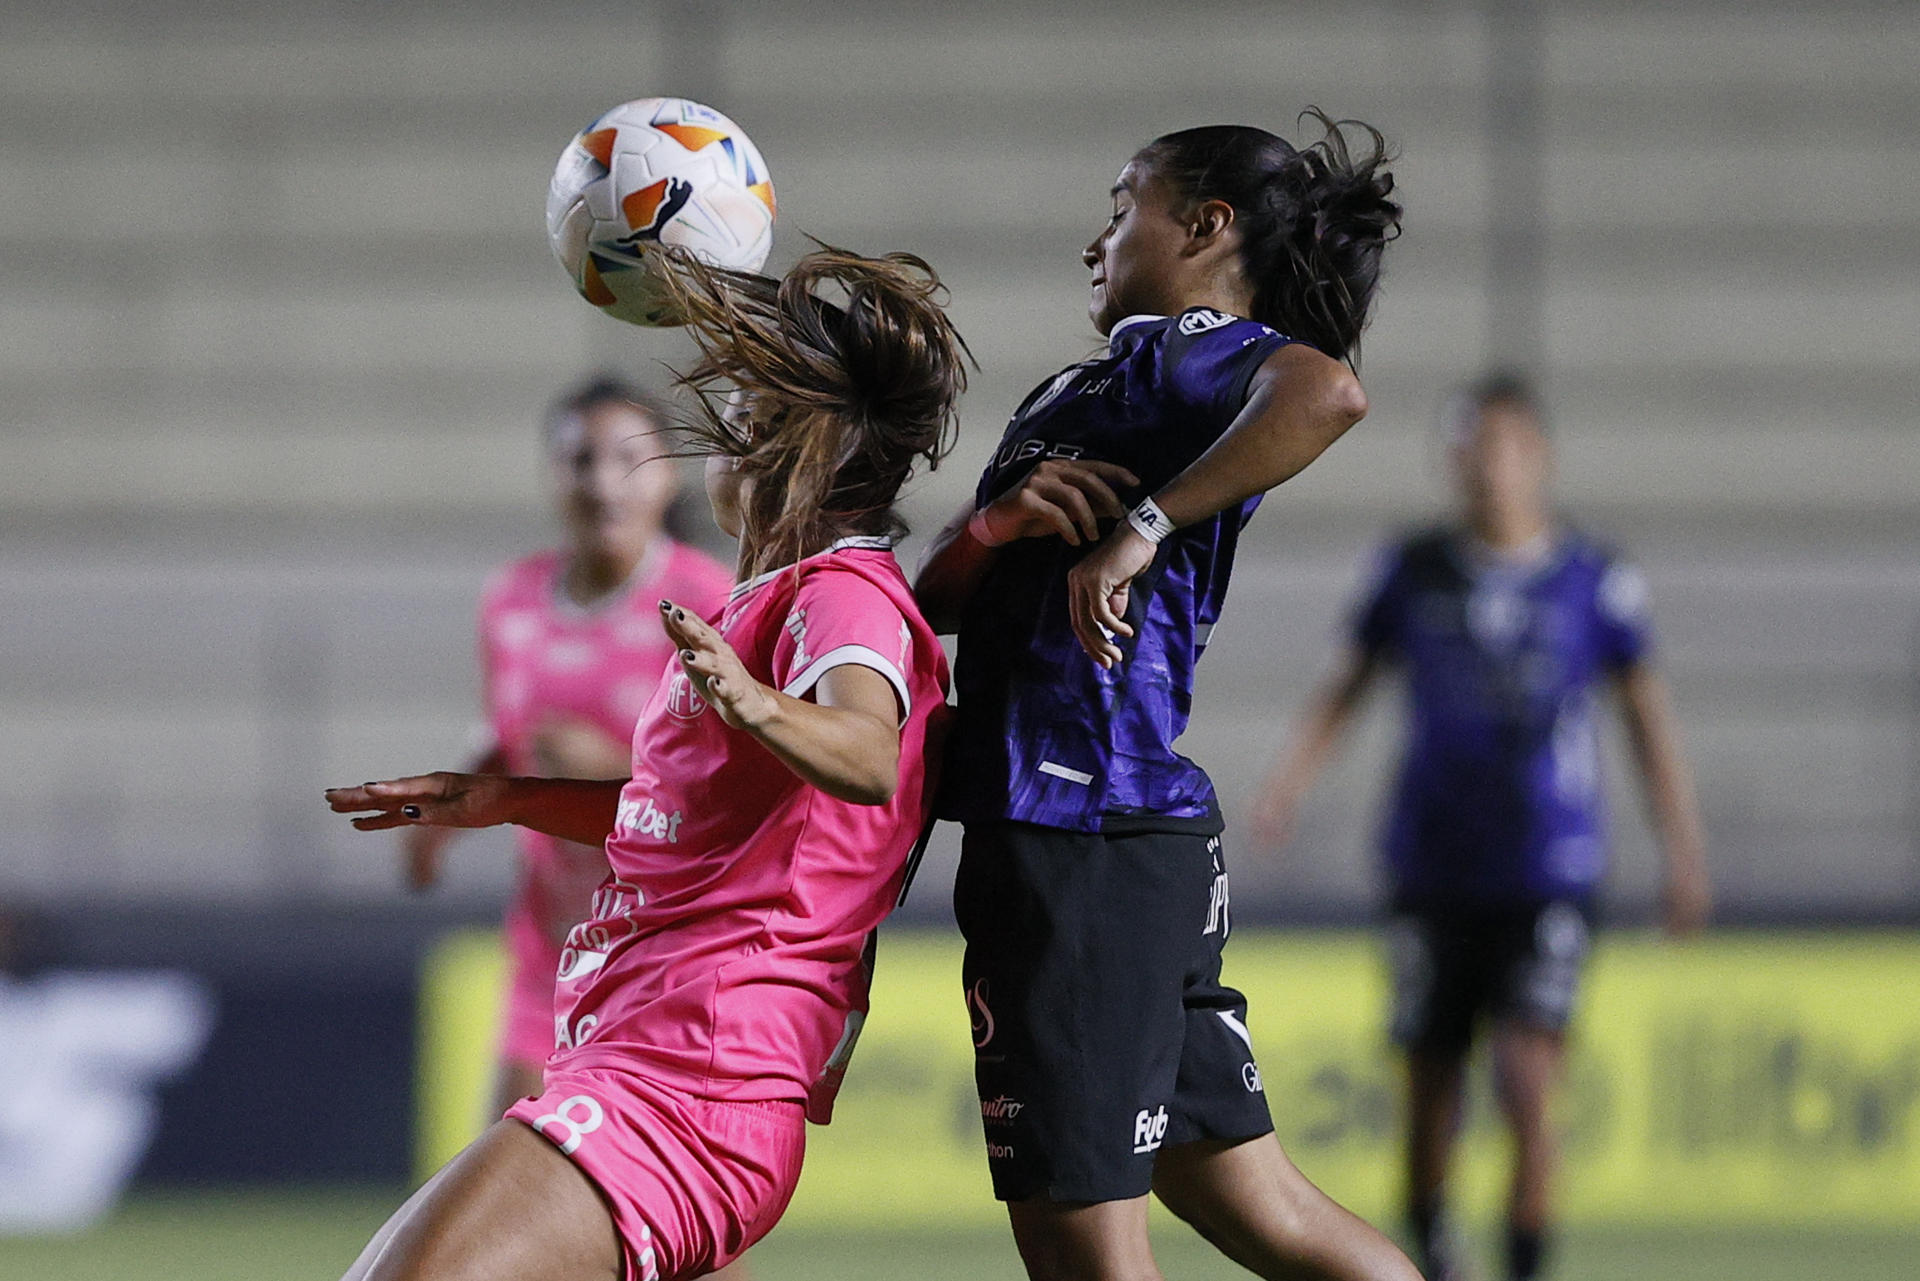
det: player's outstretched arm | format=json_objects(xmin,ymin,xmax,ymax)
[
  {"xmin": 1244, "ymin": 646, "xmax": 1381, "ymax": 853},
  {"xmin": 1067, "ymin": 344, "xmax": 1367, "ymax": 666},
  {"xmin": 913, "ymin": 460, "xmax": 1139, "ymax": 634},
  {"xmin": 326, "ymin": 772, "xmax": 624, "ymax": 847},
  {"xmin": 661, "ymin": 601, "xmax": 903, "ymax": 806},
  {"xmin": 399, "ymin": 744, "xmax": 509, "ymax": 890},
  {"xmin": 1615, "ymin": 663, "xmax": 1711, "ymax": 934}
]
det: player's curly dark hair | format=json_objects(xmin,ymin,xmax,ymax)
[
  {"xmin": 646, "ymin": 244, "xmax": 971, "ymax": 578},
  {"xmin": 1142, "ymin": 110, "xmax": 1402, "ymax": 367}
]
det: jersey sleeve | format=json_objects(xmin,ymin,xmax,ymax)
[
  {"xmin": 772, "ymin": 568, "xmax": 915, "ymax": 723},
  {"xmin": 1350, "ymin": 542, "xmax": 1407, "ymax": 658},
  {"xmin": 1165, "ymin": 311, "xmax": 1295, "ymax": 427},
  {"xmin": 1594, "ymin": 557, "xmax": 1653, "ymax": 669}
]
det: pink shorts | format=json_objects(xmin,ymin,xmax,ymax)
[
  {"xmin": 499, "ymin": 923, "xmax": 562, "ymax": 1070},
  {"xmin": 506, "ymin": 1066, "xmax": 806, "ymax": 1281}
]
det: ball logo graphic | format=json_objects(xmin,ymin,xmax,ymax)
[{"xmin": 614, "ymin": 176, "xmax": 695, "ymax": 251}]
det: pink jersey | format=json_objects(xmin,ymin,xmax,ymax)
[
  {"xmin": 548, "ymin": 539, "xmax": 949, "ymax": 1124},
  {"xmin": 479, "ymin": 542, "xmax": 734, "ymax": 951}
]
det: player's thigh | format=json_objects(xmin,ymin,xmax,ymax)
[
  {"xmin": 1153, "ymin": 1134, "xmax": 1417, "ymax": 1281},
  {"xmin": 342, "ymin": 1119, "xmax": 619, "ymax": 1281},
  {"xmin": 1152, "ymin": 1135, "xmax": 1321, "ymax": 1260},
  {"xmin": 1004, "ymin": 1194, "xmax": 1159, "ymax": 1281}
]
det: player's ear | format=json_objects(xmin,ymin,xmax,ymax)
[{"xmin": 1187, "ymin": 198, "xmax": 1236, "ymax": 249}]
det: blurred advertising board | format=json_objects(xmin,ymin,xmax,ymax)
[{"xmin": 418, "ymin": 930, "xmax": 1920, "ymax": 1227}]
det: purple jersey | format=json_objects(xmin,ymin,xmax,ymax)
[
  {"xmin": 1355, "ymin": 528, "xmax": 1652, "ymax": 906},
  {"xmin": 944, "ymin": 308, "xmax": 1293, "ymax": 832}
]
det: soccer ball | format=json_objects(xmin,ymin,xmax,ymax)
[{"xmin": 546, "ymin": 97, "xmax": 777, "ymax": 326}]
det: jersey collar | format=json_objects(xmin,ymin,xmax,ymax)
[
  {"xmin": 1105, "ymin": 313, "xmax": 1164, "ymax": 353},
  {"xmin": 1450, "ymin": 528, "xmax": 1563, "ymax": 582},
  {"xmin": 727, "ymin": 535, "xmax": 894, "ymax": 600}
]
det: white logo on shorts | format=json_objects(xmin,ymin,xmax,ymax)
[
  {"xmin": 531, "ymin": 1094, "xmax": 604, "ymax": 1155},
  {"xmin": 1132, "ymin": 1105, "xmax": 1169, "ymax": 1154},
  {"xmin": 635, "ymin": 1222, "xmax": 660, "ymax": 1281},
  {"xmin": 1242, "ymin": 1061, "xmax": 1264, "ymax": 1093}
]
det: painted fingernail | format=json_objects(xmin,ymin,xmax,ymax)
[
  {"xmin": 402, "ymin": 805, "xmax": 422, "ymax": 819},
  {"xmin": 680, "ymin": 649, "xmax": 695, "ymax": 662},
  {"xmin": 659, "ymin": 599, "xmax": 672, "ymax": 612},
  {"xmin": 673, "ymin": 608, "xmax": 686, "ymax": 622}
]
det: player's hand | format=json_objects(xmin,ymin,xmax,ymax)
[
  {"xmin": 1066, "ymin": 523, "xmax": 1157, "ymax": 669},
  {"xmin": 531, "ymin": 715, "xmax": 629, "ymax": 778},
  {"xmin": 975, "ymin": 459, "xmax": 1140, "ymax": 548},
  {"xmin": 399, "ymin": 823, "xmax": 455, "ymax": 890},
  {"xmin": 325, "ymin": 772, "xmax": 516, "ymax": 832},
  {"xmin": 661, "ymin": 600, "xmax": 776, "ymax": 730},
  {"xmin": 1660, "ymin": 866, "xmax": 1712, "ymax": 937}
]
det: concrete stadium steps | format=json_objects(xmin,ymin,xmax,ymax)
[
  {"xmin": 2, "ymin": 0, "xmax": 1915, "ymax": 912},
  {"xmin": 3, "ymin": 528, "xmax": 1915, "ymax": 913}
]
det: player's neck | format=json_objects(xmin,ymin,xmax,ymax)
[
  {"xmin": 564, "ymin": 540, "xmax": 647, "ymax": 606},
  {"xmin": 1465, "ymin": 507, "xmax": 1552, "ymax": 559},
  {"xmin": 1170, "ymin": 275, "xmax": 1255, "ymax": 321}
]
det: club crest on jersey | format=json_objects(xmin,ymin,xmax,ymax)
[
  {"xmin": 664, "ymin": 669, "xmax": 708, "ymax": 720},
  {"xmin": 1178, "ymin": 308, "xmax": 1235, "ymax": 335}
]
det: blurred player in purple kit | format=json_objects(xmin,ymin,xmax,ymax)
[{"xmin": 1247, "ymin": 373, "xmax": 1711, "ymax": 1281}]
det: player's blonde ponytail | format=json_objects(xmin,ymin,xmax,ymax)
[{"xmin": 648, "ymin": 244, "xmax": 969, "ymax": 577}]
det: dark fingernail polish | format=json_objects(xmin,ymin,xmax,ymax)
[
  {"xmin": 659, "ymin": 599, "xmax": 672, "ymax": 612},
  {"xmin": 681, "ymin": 649, "xmax": 695, "ymax": 662},
  {"xmin": 402, "ymin": 805, "xmax": 422, "ymax": 819},
  {"xmin": 674, "ymin": 608, "xmax": 686, "ymax": 622}
]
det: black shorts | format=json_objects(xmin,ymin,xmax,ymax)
[
  {"xmin": 1387, "ymin": 900, "xmax": 1595, "ymax": 1058},
  {"xmin": 953, "ymin": 821, "xmax": 1274, "ymax": 1204}
]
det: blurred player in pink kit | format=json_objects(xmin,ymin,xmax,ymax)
[
  {"xmin": 402, "ymin": 376, "xmax": 731, "ymax": 1113},
  {"xmin": 327, "ymin": 243, "xmax": 967, "ymax": 1281}
]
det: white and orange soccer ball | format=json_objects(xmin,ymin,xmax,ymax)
[{"xmin": 546, "ymin": 97, "xmax": 777, "ymax": 326}]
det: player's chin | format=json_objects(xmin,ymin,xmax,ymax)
[{"xmin": 1088, "ymin": 292, "xmax": 1115, "ymax": 335}]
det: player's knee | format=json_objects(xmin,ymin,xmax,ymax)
[
  {"xmin": 1013, "ymin": 1240, "xmax": 1162, "ymax": 1281},
  {"xmin": 1009, "ymin": 1213, "xmax": 1160, "ymax": 1281}
]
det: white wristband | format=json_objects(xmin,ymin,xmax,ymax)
[
  {"xmin": 1126, "ymin": 497, "xmax": 1176, "ymax": 545},
  {"xmin": 967, "ymin": 508, "xmax": 1006, "ymax": 548}
]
